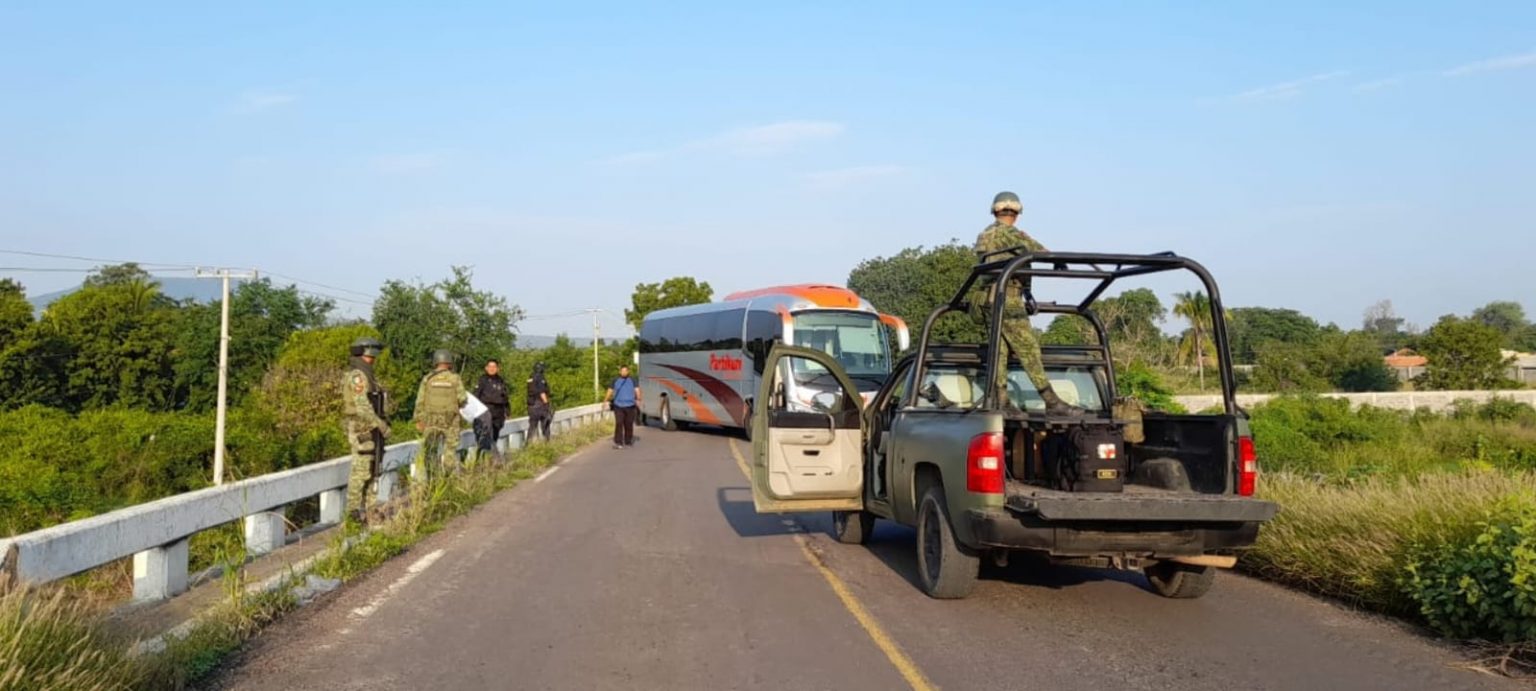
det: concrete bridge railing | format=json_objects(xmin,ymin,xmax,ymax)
[
  {"xmin": 1173, "ymin": 389, "xmax": 1536, "ymax": 413},
  {"xmin": 0, "ymin": 403, "xmax": 611, "ymax": 603}
]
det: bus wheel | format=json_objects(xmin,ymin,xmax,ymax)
[
  {"xmin": 660, "ymin": 399, "xmax": 678, "ymax": 431},
  {"xmin": 740, "ymin": 401, "xmax": 754, "ymax": 441}
]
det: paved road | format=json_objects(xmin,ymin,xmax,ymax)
[{"xmin": 211, "ymin": 429, "xmax": 1511, "ymax": 691}]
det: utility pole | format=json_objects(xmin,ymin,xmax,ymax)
[
  {"xmin": 588, "ymin": 309, "xmax": 602, "ymax": 402},
  {"xmin": 196, "ymin": 267, "xmax": 259, "ymax": 485}
]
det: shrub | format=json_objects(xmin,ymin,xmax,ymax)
[
  {"xmin": 0, "ymin": 577, "xmax": 152, "ymax": 690},
  {"xmin": 1248, "ymin": 472, "xmax": 1536, "ymax": 616},
  {"xmin": 1115, "ymin": 361, "xmax": 1186, "ymax": 413},
  {"xmin": 1405, "ymin": 498, "xmax": 1536, "ymax": 642}
]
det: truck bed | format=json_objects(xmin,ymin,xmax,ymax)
[{"xmin": 1004, "ymin": 481, "xmax": 1279, "ymax": 523}]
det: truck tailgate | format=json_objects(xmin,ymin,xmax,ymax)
[{"xmin": 1005, "ymin": 484, "xmax": 1279, "ymax": 523}]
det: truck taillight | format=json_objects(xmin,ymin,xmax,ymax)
[
  {"xmin": 967, "ymin": 432, "xmax": 1005, "ymax": 495},
  {"xmin": 1237, "ymin": 436, "xmax": 1257, "ymax": 497}
]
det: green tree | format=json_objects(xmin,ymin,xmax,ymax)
[
  {"xmin": 1250, "ymin": 341, "xmax": 1330, "ymax": 393},
  {"xmin": 83, "ymin": 262, "xmax": 156, "ymax": 288},
  {"xmin": 1472, "ymin": 301, "xmax": 1534, "ymax": 351},
  {"xmin": 1416, "ymin": 316, "xmax": 1515, "ymax": 390},
  {"xmin": 172, "ymin": 279, "xmax": 332, "ymax": 411},
  {"xmin": 500, "ymin": 336, "xmax": 637, "ymax": 415},
  {"xmin": 625, "ymin": 276, "xmax": 714, "ymax": 330},
  {"xmin": 1040, "ymin": 315, "xmax": 1093, "ymax": 346},
  {"xmin": 372, "ymin": 267, "xmax": 521, "ymax": 415},
  {"xmin": 847, "ymin": 242, "xmax": 983, "ymax": 344},
  {"xmin": 0, "ymin": 279, "xmax": 33, "ymax": 352},
  {"xmin": 0, "ymin": 330, "xmax": 71, "ymax": 409},
  {"xmin": 1312, "ymin": 331, "xmax": 1398, "ymax": 392},
  {"xmin": 30, "ymin": 269, "xmax": 182, "ymax": 411},
  {"xmin": 1093, "ymin": 288, "xmax": 1171, "ymax": 365},
  {"xmin": 1173, "ymin": 291, "xmax": 1218, "ymax": 390},
  {"xmin": 1115, "ymin": 361, "xmax": 1185, "ymax": 413},
  {"xmin": 251, "ymin": 323, "xmax": 387, "ymax": 456},
  {"xmin": 1227, "ymin": 307, "xmax": 1322, "ymax": 364}
]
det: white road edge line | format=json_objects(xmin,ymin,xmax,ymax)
[
  {"xmin": 534, "ymin": 466, "xmax": 561, "ymax": 483},
  {"xmin": 348, "ymin": 548, "xmax": 445, "ymax": 621}
]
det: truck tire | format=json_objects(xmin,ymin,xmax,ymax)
[
  {"xmin": 832, "ymin": 510, "xmax": 875, "ymax": 545},
  {"xmin": 659, "ymin": 399, "xmax": 678, "ymax": 431},
  {"xmin": 1145, "ymin": 561, "xmax": 1217, "ymax": 599},
  {"xmin": 915, "ymin": 486, "xmax": 980, "ymax": 599}
]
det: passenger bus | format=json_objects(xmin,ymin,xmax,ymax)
[{"xmin": 637, "ymin": 285, "xmax": 909, "ymax": 436}]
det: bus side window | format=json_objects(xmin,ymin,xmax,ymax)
[{"xmin": 745, "ymin": 310, "xmax": 779, "ymax": 375}]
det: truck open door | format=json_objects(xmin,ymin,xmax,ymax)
[{"xmin": 750, "ymin": 344, "xmax": 865, "ymax": 514}]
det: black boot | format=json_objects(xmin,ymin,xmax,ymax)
[{"xmin": 1040, "ymin": 386, "xmax": 1085, "ymax": 417}]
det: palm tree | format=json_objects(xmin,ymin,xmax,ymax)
[{"xmin": 1173, "ymin": 291, "xmax": 1216, "ymax": 390}]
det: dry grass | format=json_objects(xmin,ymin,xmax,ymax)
[
  {"xmin": 0, "ymin": 576, "xmax": 149, "ymax": 691},
  {"xmin": 1246, "ymin": 471, "xmax": 1536, "ymax": 616}
]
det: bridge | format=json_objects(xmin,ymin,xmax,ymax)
[{"xmin": 4, "ymin": 399, "xmax": 1524, "ymax": 689}]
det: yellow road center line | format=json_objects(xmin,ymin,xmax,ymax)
[{"xmin": 728, "ymin": 439, "xmax": 936, "ymax": 691}]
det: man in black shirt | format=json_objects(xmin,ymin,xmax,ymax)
[
  {"xmin": 473, "ymin": 359, "xmax": 511, "ymax": 459},
  {"xmin": 526, "ymin": 362, "xmax": 553, "ymax": 442}
]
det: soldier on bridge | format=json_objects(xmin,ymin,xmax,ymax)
[
  {"xmin": 414, "ymin": 349, "xmax": 468, "ymax": 483},
  {"xmin": 342, "ymin": 337, "xmax": 391, "ymax": 522}
]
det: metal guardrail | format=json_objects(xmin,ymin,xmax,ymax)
[{"xmin": 0, "ymin": 403, "xmax": 611, "ymax": 602}]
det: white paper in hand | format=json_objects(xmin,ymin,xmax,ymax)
[{"xmin": 460, "ymin": 393, "xmax": 489, "ymax": 422}]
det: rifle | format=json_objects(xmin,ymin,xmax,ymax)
[{"xmin": 367, "ymin": 389, "xmax": 387, "ymax": 499}]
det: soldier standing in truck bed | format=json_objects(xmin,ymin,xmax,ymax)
[{"xmin": 972, "ymin": 191, "xmax": 1079, "ymax": 415}]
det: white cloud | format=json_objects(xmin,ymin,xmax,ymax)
[
  {"xmin": 1231, "ymin": 71, "xmax": 1349, "ymax": 101},
  {"xmin": 1442, "ymin": 50, "xmax": 1536, "ymax": 76},
  {"xmin": 805, "ymin": 165, "xmax": 910, "ymax": 190},
  {"xmin": 236, "ymin": 90, "xmax": 298, "ymax": 112},
  {"xmin": 372, "ymin": 152, "xmax": 447, "ymax": 174},
  {"xmin": 601, "ymin": 119, "xmax": 846, "ymax": 165},
  {"xmin": 707, "ymin": 121, "xmax": 846, "ymax": 156},
  {"xmin": 1353, "ymin": 76, "xmax": 1406, "ymax": 93}
]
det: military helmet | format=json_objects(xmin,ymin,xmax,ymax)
[
  {"xmin": 991, "ymin": 191, "xmax": 1022, "ymax": 215},
  {"xmin": 349, "ymin": 337, "xmax": 384, "ymax": 358},
  {"xmin": 533, "ymin": 361, "xmax": 546, "ymax": 375},
  {"xmin": 431, "ymin": 349, "xmax": 456, "ymax": 366}
]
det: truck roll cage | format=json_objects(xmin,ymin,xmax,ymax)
[{"xmin": 913, "ymin": 249, "xmax": 1238, "ymax": 416}]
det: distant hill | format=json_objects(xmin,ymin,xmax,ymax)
[
  {"xmin": 517, "ymin": 335, "xmax": 627, "ymax": 349},
  {"xmin": 28, "ymin": 276, "xmax": 247, "ymax": 313}
]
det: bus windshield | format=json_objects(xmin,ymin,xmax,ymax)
[{"xmin": 790, "ymin": 311, "xmax": 891, "ymax": 384}]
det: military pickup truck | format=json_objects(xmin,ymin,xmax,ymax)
[{"xmin": 747, "ymin": 251, "xmax": 1278, "ymax": 599}]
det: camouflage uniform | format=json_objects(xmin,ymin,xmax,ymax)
[
  {"xmin": 341, "ymin": 358, "xmax": 389, "ymax": 513},
  {"xmin": 413, "ymin": 367, "xmax": 467, "ymax": 480},
  {"xmin": 972, "ymin": 218, "xmax": 1052, "ymax": 396}
]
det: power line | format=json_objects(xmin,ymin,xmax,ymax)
[
  {"xmin": 0, "ymin": 266, "xmax": 193, "ymax": 273},
  {"xmin": 261, "ymin": 271, "xmax": 376, "ymax": 300},
  {"xmin": 294, "ymin": 288, "xmax": 375, "ymax": 308},
  {"xmin": 0, "ymin": 249, "xmax": 198, "ymax": 270}
]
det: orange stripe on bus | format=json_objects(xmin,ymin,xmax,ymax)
[
  {"xmin": 649, "ymin": 376, "xmax": 723, "ymax": 425},
  {"xmin": 724, "ymin": 284, "xmax": 863, "ymax": 309}
]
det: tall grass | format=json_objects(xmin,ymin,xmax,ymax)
[
  {"xmin": 0, "ymin": 577, "xmax": 150, "ymax": 691},
  {"xmin": 1247, "ymin": 472, "xmax": 1536, "ymax": 616},
  {"xmin": 1250, "ymin": 396, "xmax": 1536, "ymax": 479}
]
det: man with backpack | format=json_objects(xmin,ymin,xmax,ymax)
[
  {"xmin": 413, "ymin": 349, "xmax": 467, "ymax": 481},
  {"xmin": 605, "ymin": 365, "xmax": 641, "ymax": 449}
]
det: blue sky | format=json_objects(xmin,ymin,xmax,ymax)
[{"xmin": 1, "ymin": 2, "xmax": 1532, "ymax": 339}]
